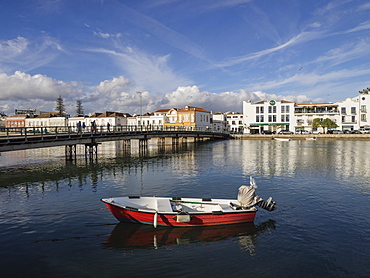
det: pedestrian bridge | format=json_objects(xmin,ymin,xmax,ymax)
[{"xmin": 0, "ymin": 126, "xmax": 232, "ymax": 154}]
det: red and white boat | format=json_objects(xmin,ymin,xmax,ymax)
[{"xmin": 101, "ymin": 177, "xmax": 276, "ymax": 228}]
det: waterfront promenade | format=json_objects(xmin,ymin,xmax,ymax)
[{"xmin": 232, "ymin": 134, "xmax": 370, "ymax": 140}]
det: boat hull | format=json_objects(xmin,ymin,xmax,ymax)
[{"xmin": 103, "ymin": 202, "xmax": 256, "ymax": 227}]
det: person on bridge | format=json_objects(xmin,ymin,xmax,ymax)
[{"xmin": 107, "ymin": 122, "xmax": 111, "ymax": 132}]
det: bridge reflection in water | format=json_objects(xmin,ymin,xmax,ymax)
[{"xmin": 0, "ymin": 126, "xmax": 231, "ymax": 159}]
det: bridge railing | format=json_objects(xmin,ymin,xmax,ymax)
[{"xmin": 0, "ymin": 125, "xmax": 230, "ymax": 141}]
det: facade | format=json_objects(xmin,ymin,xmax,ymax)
[
  {"xmin": 211, "ymin": 112, "xmax": 228, "ymax": 131},
  {"xmin": 26, "ymin": 114, "xmax": 67, "ymax": 128},
  {"xmin": 5, "ymin": 115, "xmax": 26, "ymax": 130},
  {"xmin": 243, "ymin": 100, "xmax": 295, "ymax": 134},
  {"xmin": 69, "ymin": 111, "xmax": 130, "ymax": 132},
  {"xmin": 294, "ymin": 103, "xmax": 339, "ymax": 133},
  {"xmin": 163, "ymin": 106, "xmax": 211, "ymax": 130},
  {"xmin": 225, "ymin": 112, "xmax": 243, "ymax": 133},
  {"xmin": 243, "ymin": 90, "xmax": 370, "ymax": 133}
]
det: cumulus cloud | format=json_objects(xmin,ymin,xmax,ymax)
[
  {"xmin": 0, "ymin": 73, "xmax": 315, "ymax": 116},
  {"xmin": 161, "ymin": 86, "xmax": 311, "ymax": 113},
  {"xmin": 0, "ymin": 71, "xmax": 81, "ymax": 101}
]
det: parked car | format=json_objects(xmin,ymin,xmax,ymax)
[
  {"xmin": 327, "ymin": 130, "xmax": 344, "ymax": 134},
  {"xmin": 278, "ymin": 130, "xmax": 293, "ymax": 135},
  {"xmin": 359, "ymin": 128, "xmax": 370, "ymax": 134},
  {"xmin": 351, "ymin": 130, "xmax": 362, "ymax": 134},
  {"xmin": 261, "ymin": 130, "xmax": 275, "ymax": 135},
  {"xmin": 295, "ymin": 130, "xmax": 311, "ymax": 135},
  {"xmin": 312, "ymin": 130, "xmax": 322, "ymax": 134}
]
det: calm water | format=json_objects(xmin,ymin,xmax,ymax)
[{"xmin": 0, "ymin": 139, "xmax": 369, "ymax": 278}]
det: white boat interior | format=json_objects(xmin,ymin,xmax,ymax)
[{"xmin": 102, "ymin": 196, "xmax": 257, "ymax": 214}]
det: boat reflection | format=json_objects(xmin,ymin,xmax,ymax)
[{"xmin": 103, "ymin": 219, "xmax": 276, "ymax": 252}]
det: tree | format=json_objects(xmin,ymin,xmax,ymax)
[
  {"xmin": 312, "ymin": 118, "xmax": 321, "ymax": 129},
  {"xmin": 76, "ymin": 100, "xmax": 84, "ymax": 116},
  {"xmin": 55, "ymin": 95, "xmax": 65, "ymax": 116},
  {"xmin": 312, "ymin": 118, "xmax": 338, "ymax": 133},
  {"xmin": 322, "ymin": 118, "xmax": 338, "ymax": 130}
]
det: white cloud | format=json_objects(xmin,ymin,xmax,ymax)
[
  {"xmin": 0, "ymin": 36, "xmax": 63, "ymax": 73},
  {"xmin": 93, "ymin": 31, "xmax": 122, "ymax": 39},
  {"xmin": 0, "ymin": 36, "xmax": 28, "ymax": 60},
  {"xmin": 218, "ymin": 30, "xmax": 325, "ymax": 67},
  {"xmin": 87, "ymin": 46, "xmax": 192, "ymax": 94},
  {"xmin": 161, "ymin": 86, "xmax": 311, "ymax": 113},
  {"xmin": 0, "ymin": 71, "xmax": 81, "ymax": 101}
]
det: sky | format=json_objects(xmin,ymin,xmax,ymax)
[{"xmin": 0, "ymin": 0, "xmax": 370, "ymax": 116}]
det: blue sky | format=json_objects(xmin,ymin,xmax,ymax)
[{"xmin": 0, "ymin": 0, "xmax": 369, "ymax": 116}]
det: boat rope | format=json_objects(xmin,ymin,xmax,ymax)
[{"xmin": 0, "ymin": 208, "xmax": 107, "ymax": 218}]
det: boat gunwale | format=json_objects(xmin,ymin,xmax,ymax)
[{"xmin": 101, "ymin": 198, "xmax": 258, "ymax": 215}]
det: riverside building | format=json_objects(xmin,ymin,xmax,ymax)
[{"xmin": 243, "ymin": 88, "xmax": 370, "ymax": 134}]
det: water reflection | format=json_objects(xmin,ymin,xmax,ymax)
[
  {"xmin": 103, "ymin": 219, "xmax": 276, "ymax": 255},
  {"xmin": 1, "ymin": 139, "xmax": 370, "ymax": 196}
]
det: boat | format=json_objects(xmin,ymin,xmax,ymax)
[
  {"xmin": 305, "ymin": 137, "xmax": 317, "ymax": 140},
  {"xmin": 274, "ymin": 137, "xmax": 290, "ymax": 141},
  {"xmin": 101, "ymin": 177, "xmax": 276, "ymax": 228}
]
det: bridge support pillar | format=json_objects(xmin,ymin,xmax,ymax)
[
  {"xmin": 139, "ymin": 139, "xmax": 148, "ymax": 150},
  {"xmin": 157, "ymin": 137, "xmax": 165, "ymax": 146},
  {"xmin": 172, "ymin": 137, "xmax": 179, "ymax": 146},
  {"xmin": 180, "ymin": 137, "xmax": 187, "ymax": 145},
  {"xmin": 123, "ymin": 139, "xmax": 131, "ymax": 149},
  {"xmin": 85, "ymin": 143, "xmax": 98, "ymax": 157},
  {"xmin": 65, "ymin": 144, "xmax": 76, "ymax": 160}
]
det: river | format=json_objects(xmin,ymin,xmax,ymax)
[{"xmin": 0, "ymin": 139, "xmax": 369, "ymax": 277}]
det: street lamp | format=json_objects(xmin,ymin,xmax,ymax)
[{"xmin": 136, "ymin": 91, "xmax": 142, "ymax": 128}]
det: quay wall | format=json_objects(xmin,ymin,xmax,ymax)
[{"xmin": 231, "ymin": 134, "xmax": 370, "ymax": 140}]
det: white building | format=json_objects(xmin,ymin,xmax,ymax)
[
  {"xmin": 69, "ymin": 111, "xmax": 130, "ymax": 132},
  {"xmin": 26, "ymin": 114, "xmax": 67, "ymax": 129},
  {"xmin": 243, "ymin": 100, "xmax": 295, "ymax": 134},
  {"xmin": 225, "ymin": 112, "xmax": 243, "ymax": 133},
  {"xmin": 211, "ymin": 112, "xmax": 228, "ymax": 131},
  {"xmin": 294, "ymin": 103, "xmax": 339, "ymax": 133}
]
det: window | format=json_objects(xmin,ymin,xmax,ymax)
[
  {"xmin": 342, "ymin": 116, "xmax": 345, "ymax": 122},
  {"xmin": 256, "ymin": 116, "xmax": 259, "ymax": 122},
  {"xmin": 268, "ymin": 115, "xmax": 272, "ymax": 122},
  {"xmin": 239, "ymin": 120, "xmax": 242, "ymax": 125},
  {"xmin": 286, "ymin": 106, "xmax": 290, "ymax": 113},
  {"xmin": 341, "ymin": 107, "xmax": 346, "ymax": 114},
  {"xmin": 352, "ymin": 116, "xmax": 355, "ymax": 122},
  {"xmin": 273, "ymin": 115, "xmax": 276, "ymax": 122},
  {"xmin": 260, "ymin": 115, "xmax": 264, "ymax": 122},
  {"xmin": 273, "ymin": 106, "xmax": 276, "ymax": 113},
  {"xmin": 361, "ymin": 105, "xmax": 366, "ymax": 113},
  {"xmin": 268, "ymin": 106, "xmax": 272, "ymax": 113},
  {"xmin": 361, "ymin": 114, "xmax": 367, "ymax": 121},
  {"xmin": 256, "ymin": 107, "xmax": 260, "ymax": 114},
  {"xmin": 281, "ymin": 115, "xmax": 285, "ymax": 122},
  {"xmin": 260, "ymin": 107, "xmax": 264, "ymax": 113},
  {"xmin": 351, "ymin": 107, "xmax": 356, "ymax": 114},
  {"xmin": 285, "ymin": 115, "xmax": 290, "ymax": 122},
  {"xmin": 281, "ymin": 106, "xmax": 285, "ymax": 113}
]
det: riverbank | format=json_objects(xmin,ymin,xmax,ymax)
[{"xmin": 232, "ymin": 134, "xmax": 370, "ymax": 140}]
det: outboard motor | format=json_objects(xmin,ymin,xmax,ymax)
[
  {"xmin": 257, "ymin": 197, "xmax": 276, "ymax": 212},
  {"xmin": 237, "ymin": 177, "xmax": 276, "ymax": 211}
]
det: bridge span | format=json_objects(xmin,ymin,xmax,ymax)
[{"xmin": 0, "ymin": 126, "xmax": 232, "ymax": 156}]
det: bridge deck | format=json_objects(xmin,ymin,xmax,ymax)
[{"xmin": 0, "ymin": 129, "xmax": 231, "ymax": 152}]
